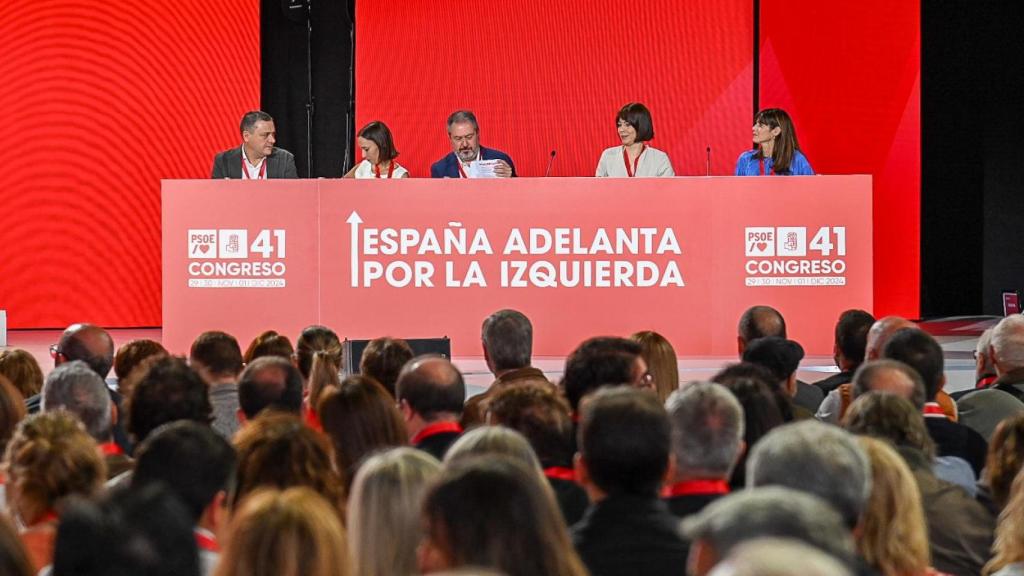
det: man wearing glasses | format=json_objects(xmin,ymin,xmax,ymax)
[
  {"xmin": 430, "ymin": 110, "xmax": 516, "ymax": 178},
  {"xmin": 39, "ymin": 323, "xmax": 132, "ymax": 452}
]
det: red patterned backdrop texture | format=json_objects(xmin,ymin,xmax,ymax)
[{"xmin": 0, "ymin": 0, "xmax": 259, "ymax": 327}]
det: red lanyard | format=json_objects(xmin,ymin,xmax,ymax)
[
  {"xmin": 242, "ymin": 154, "xmax": 267, "ymax": 179},
  {"xmin": 923, "ymin": 403, "xmax": 946, "ymax": 418},
  {"xmin": 543, "ymin": 466, "xmax": 577, "ymax": 482},
  {"xmin": 759, "ymin": 157, "xmax": 774, "ymax": 176},
  {"xmin": 374, "ymin": 161, "xmax": 396, "ymax": 179},
  {"xmin": 98, "ymin": 442, "xmax": 124, "ymax": 456},
  {"xmin": 195, "ymin": 529, "xmax": 219, "ymax": 552},
  {"xmin": 623, "ymin": 145, "xmax": 646, "ymax": 177},
  {"xmin": 457, "ymin": 160, "xmax": 469, "ymax": 178},
  {"xmin": 412, "ymin": 421, "xmax": 463, "ymax": 445},
  {"xmin": 663, "ymin": 479, "xmax": 730, "ymax": 498}
]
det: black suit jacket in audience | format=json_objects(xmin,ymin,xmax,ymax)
[
  {"xmin": 665, "ymin": 492, "xmax": 725, "ymax": 519},
  {"xmin": 548, "ymin": 476, "xmax": 589, "ymax": 526},
  {"xmin": 925, "ymin": 416, "xmax": 988, "ymax": 477},
  {"xmin": 572, "ymin": 493, "xmax": 689, "ymax": 576},
  {"xmin": 414, "ymin": 430, "xmax": 461, "ymax": 461}
]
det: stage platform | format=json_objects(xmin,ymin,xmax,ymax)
[{"xmin": 2, "ymin": 316, "xmax": 998, "ymax": 398}]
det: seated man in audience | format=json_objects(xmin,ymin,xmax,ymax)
[
  {"xmin": 561, "ymin": 336, "xmax": 651, "ymax": 420},
  {"xmin": 571, "ymin": 387, "xmax": 688, "ymax": 576},
  {"xmin": 815, "ymin": 309, "xmax": 875, "ymax": 394},
  {"xmin": 132, "ymin": 421, "xmax": 236, "ymax": 576},
  {"xmin": 34, "ymin": 323, "xmax": 133, "ymax": 453},
  {"xmin": 190, "ymin": 331, "xmax": 245, "ymax": 439},
  {"xmin": 128, "ymin": 356, "xmax": 214, "ymax": 446},
  {"xmin": 236, "ymin": 356, "xmax": 304, "ymax": 421},
  {"xmin": 396, "ymin": 355, "xmax": 466, "ymax": 460},
  {"xmin": 430, "ymin": 110, "xmax": 515, "ymax": 178},
  {"xmin": 850, "ymin": 360, "xmax": 976, "ymax": 493},
  {"xmin": 736, "ymin": 305, "xmax": 823, "ymax": 412},
  {"xmin": 113, "ymin": 339, "xmax": 167, "ymax": 384},
  {"xmin": 981, "ymin": 315, "xmax": 1024, "ymax": 401},
  {"xmin": 817, "ymin": 316, "xmax": 917, "ymax": 423},
  {"xmin": 844, "ymin": 393, "xmax": 995, "ymax": 576},
  {"xmin": 211, "ymin": 110, "xmax": 298, "ymax": 179},
  {"xmin": 487, "ymin": 382, "xmax": 589, "ymax": 525},
  {"xmin": 884, "ymin": 328, "xmax": 988, "ymax": 476},
  {"xmin": 463, "ymin": 309, "xmax": 550, "ymax": 428},
  {"xmin": 663, "ymin": 382, "xmax": 744, "ymax": 518},
  {"xmin": 42, "ymin": 361, "xmax": 133, "ymax": 479},
  {"xmin": 747, "ymin": 420, "xmax": 870, "ymax": 531},
  {"xmin": 682, "ymin": 487, "xmax": 856, "ymax": 576},
  {"xmin": 742, "ymin": 337, "xmax": 813, "ymax": 419}
]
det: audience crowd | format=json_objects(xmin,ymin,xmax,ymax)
[{"xmin": 3, "ymin": 308, "xmax": 1024, "ymax": 576}]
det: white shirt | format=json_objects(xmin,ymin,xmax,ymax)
[
  {"xmin": 595, "ymin": 145, "xmax": 675, "ymax": 178},
  {"xmin": 241, "ymin": 148, "xmax": 266, "ymax": 179},
  {"xmin": 353, "ymin": 159, "xmax": 409, "ymax": 179}
]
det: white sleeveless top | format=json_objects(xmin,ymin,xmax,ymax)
[{"xmin": 353, "ymin": 159, "xmax": 409, "ymax": 179}]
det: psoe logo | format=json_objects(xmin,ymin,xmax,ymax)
[
  {"xmin": 744, "ymin": 226, "xmax": 848, "ymax": 287},
  {"xmin": 186, "ymin": 229, "xmax": 287, "ymax": 288}
]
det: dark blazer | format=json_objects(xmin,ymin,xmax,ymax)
[
  {"xmin": 430, "ymin": 146, "xmax": 517, "ymax": 178},
  {"xmin": 414, "ymin": 430, "xmax": 461, "ymax": 461},
  {"xmin": 925, "ymin": 416, "xmax": 988, "ymax": 476},
  {"xmin": 211, "ymin": 146, "xmax": 299, "ymax": 179},
  {"xmin": 571, "ymin": 493, "xmax": 689, "ymax": 576},
  {"xmin": 665, "ymin": 492, "xmax": 725, "ymax": 520}
]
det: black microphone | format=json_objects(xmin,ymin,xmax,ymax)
[
  {"xmin": 544, "ymin": 150, "xmax": 556, "ymax": 177},
  {"xmin": 706, "ymin": 146, "xmax": 712, "ymax": 176}
]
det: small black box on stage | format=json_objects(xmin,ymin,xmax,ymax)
[{"xmin": 343, "ymin": 337, "xmax": 452, "ymax": 375}]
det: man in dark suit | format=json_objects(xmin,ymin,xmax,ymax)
[
  {"xmin": 396, "ymin": 355, "xmax": 465, "ymax": 460},
  {"xmin": 736, "ymin": 305, "xmax": 824, "ymax": 412},
  {"xmin": 430, "ymin": 110, "xmax": 516, "ymax": 178},
  {"xmin": 211, "ymin": 110, "xmax": 298, "ymax": 179},
  {"xmin": 571, "ymin": 387, "xmax": 688, "ymax": 576}
]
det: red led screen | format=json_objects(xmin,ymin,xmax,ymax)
[
  {"xmin": 0, "ymin": 0, "xmax": 259, "ymax": 328},
  {"xmin": 760, "ymin": 0, "xmax": 921, "ymax": 318},
  {"xmin": 354, "ymin": 0, "xmax": 754, "ymax": 178}
]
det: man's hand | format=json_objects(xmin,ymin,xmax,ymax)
[{"xmin": 494, "ymin": 160, "xmax": 513, "ymax": 178}]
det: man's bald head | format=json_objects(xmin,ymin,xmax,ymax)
[
  {"xmin": 56, "ymin": 323, "xmax": 115, "ymax": 378},
  {"xmin": 738, "ymin": 306, "xmax": 787, "ymax": 354},
  {"xmin": 396, "ymin": 355, "xmax": 465, "ymax": 422},
  {"xmin": 851, "ymin": 360, "xmax": 926, "ymax": 409},
  {"xmin": 864, "ymin": 316, "xmax": 917, "ymax": 361}
]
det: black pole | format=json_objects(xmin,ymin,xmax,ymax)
[{"xmin": 305, "ymin": 0, "xmax": 314, "ymax": 176}]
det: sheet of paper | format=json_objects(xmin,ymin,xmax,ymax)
[{"xmin": 470, "ymin": 159, "xmax": 501, "ymax": 178}]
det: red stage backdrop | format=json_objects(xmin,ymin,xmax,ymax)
[
  {"xmin": 760, "ymin": 0, "xmax": 921, "ymax": 318},
  {"xmin": 354, "ymin": 0, "xmax": 754, "ymax": 178},
  {"xmin": 0, "ymin": 0, "xmax": 259, "ymax": 328}
]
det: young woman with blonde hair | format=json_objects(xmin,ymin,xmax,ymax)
[
  {"xmin": 985, "ymin": 469, "xmax": 1024, "ymax": 576},
  {"xmin": 856, "ymin": 436, "xmax": 945, "ymax": 576},
  {"xmin": 346, "ymin": 448, "xmax": 440, "ymax": 576},
  {"xmin": 631, "ymin": 331, "xmax": 679, "ymax": 403}
]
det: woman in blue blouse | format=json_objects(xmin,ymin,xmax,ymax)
[{"xmin": 734, "ymin": 108, "xmax": 814, "ymax": 176}]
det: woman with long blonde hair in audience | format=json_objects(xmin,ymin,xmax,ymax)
[
  {"xmin": 4, "ymin": 411, "xmax": 106, "ymax": 572},
  {"xmin": 986, "ymin": 469, "xmax": 1024, "ymax": 576},
  {"xmin": 857, "ymin": 436, "xmax": 948, "ymax": 576},
  {"xmin": 982, "ymin": 413, "xmax": 1024, "ymax": 515},
  {"xmin": 631, "ymin": 331, "xmax": 679, "ymax": 403},
  {"xmin": 347, "ymin": 448, "xmax": 440, "ymax": 576},
  {"xmin": 216, "ymin": 487, "xmax": 351, "ymax": 576}
]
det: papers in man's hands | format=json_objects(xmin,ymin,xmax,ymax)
[{"xmin": 469, "ymin": 159, "xmax": 502, "ymax": 178}]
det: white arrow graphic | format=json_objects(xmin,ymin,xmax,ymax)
[{"xmin": 347, "ymin": 211, "xmax": 363, "ymax": 287}]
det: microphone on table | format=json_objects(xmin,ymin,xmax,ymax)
[
  {"xmin": 706, "ymin": 146, "xmax": 712, "ymax": 176},
  {"xmin": 544, "ymin": 150, "xmax": 557, "ymax": 177}
]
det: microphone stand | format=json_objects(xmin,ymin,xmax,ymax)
[{"xmin": 304, "ymin": 0, "xmax": 315, "ymax": 177}]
